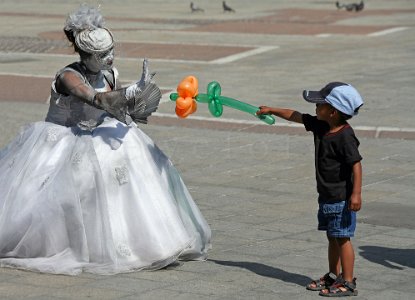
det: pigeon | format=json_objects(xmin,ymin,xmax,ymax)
[
  {"xmin": 128, "ymin": 83, "xmax": 162, "ymax": 124},
  {"xmin": 336, "ymin": 1, "xmax": 364, "ymax": 12},
  {"xmin": 355, "ymin": 0, "xmax": 364, "ymax": 12},
  {"xmin": 190, "ymin": 2, "xmax": 204, "ymax": 13},
  {"xmin": 223, "ymin": 1, "xmax": 235, "ymax": 13}
]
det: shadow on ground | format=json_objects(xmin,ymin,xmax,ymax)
[
  {"xmin": 210, "ymin": 259, "xmax": 312, "ymax": 286},
  {"xmin": 359, "ymin": 246, "xmax": 415, "ymax": 270}
]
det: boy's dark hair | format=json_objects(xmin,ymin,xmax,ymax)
[
  {"xmin": 337, "ymin": 110, "xmax": 352, "ymax": 122},
  {"xmin": 337, "ymin": 105, "xmax": 361, "ymax": 122}
]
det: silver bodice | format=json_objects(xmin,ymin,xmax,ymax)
[{"xmin": 45, "ymin": 62, "xmax": 119, "ymax": 129}]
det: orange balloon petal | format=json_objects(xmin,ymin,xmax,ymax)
[
  {"xmin": 177, "ymin": 81, "xmax": 196, "ymax": 98},
  {"xmin": 176, "ymin": 96, "xmax": 193, "ymax": 110},
  {"xmin": 175, "ymin": 106, "xmax": 193, "ymax": 118},
  {"xmin": 177, "ymin": 75, "xmax": 199, "ymax": 98},
  {"xmin": 175, "ymin": 106, "xmax": 186, "ymax": 118},
  {"xmin": 185, "ymin": 76, "xmax": 198, "ymax": 91}
]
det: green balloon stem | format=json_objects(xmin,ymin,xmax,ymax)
[
  {"xmin": 169, "ymin": 83, "xmax": 275, "ymax": 125},
  {"xmin": 196, "ymin": 93, "xmax": 275, "ymax": 125},
  {"xmin": 219, "ymin": 96, "xmax": 275, "ymax": 125}
]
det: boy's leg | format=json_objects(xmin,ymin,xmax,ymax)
[
  {"xmin": 320, "ymin": 237, "xmax": 358, "ymax": 296},
  {"xmin": 319, "ymin": 204, "xmax": 358, "ymax": 296},
  {"xmin": 327, "ymin": 236, "xmax": 356, "ymax": 280},
  {"xmin": 327, "ymin": 235, "xmax": 341, "ymax": 276},
  {"xmin": 324, "ymin": 201, "xmax": 356, "ymax": 280},
  {"xmin": 306, "ymin": 205, "xmax": 340, "ymax": 291},
  {"xmin": 336, "ymin": 237, "xmax": 355, "ymax": 282}
]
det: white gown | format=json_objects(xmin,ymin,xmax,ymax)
[{"xmin": 0, "ymin": 63, "xmax": 211, "ymax": 275}]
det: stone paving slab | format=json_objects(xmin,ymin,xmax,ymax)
[
  {"xmin": 0, "ymin": 75, "xmax": 51, "ymax": 103},
  {"xmin": 1, "ymin": 0, "xmax": 415, "ymax": 299}
]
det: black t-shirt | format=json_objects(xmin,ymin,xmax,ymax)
[{"xmin": 302, "ymin": 114, "xmax": 362, "ymax": 203}]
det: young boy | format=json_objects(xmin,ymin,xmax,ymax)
[{"xmin": 257, "ymin": 82, "xmax": 363, "ymax": 297}]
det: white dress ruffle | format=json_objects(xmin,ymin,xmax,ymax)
[{"xmin": 0, "ymin": 118, "xmax": 211, "ymax": 275}]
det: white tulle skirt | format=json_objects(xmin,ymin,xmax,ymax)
[{"xmin": 0, "ymin": 118, "xmax": 211, "ymax": 275}]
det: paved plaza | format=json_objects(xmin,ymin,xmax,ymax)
[{"xmin": 0, "ymin": 0, "xmax": 414, "ymax": 299}]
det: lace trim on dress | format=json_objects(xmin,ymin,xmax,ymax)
[
  {"xmin": 115, "ymin": 165, "xmax": 129, "ymax": 185},
  {"xmin": 46, "ymin": 127, "xmax": 60, "ymax": 142},
  {"xmin": 72, "ymin": 152, "xmax": 83, "ymax": 165}
]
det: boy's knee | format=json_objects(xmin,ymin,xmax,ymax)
[
  {"xmin": 326, "ymin": 235, "xmax": 338, "ymax": 245},
  {"xmin": 335, "ymin": 237, "xmax": 351, "ymax": 245}
]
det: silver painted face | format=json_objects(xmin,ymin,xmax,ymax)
[{"xmin": 82, "ymin": 48, "xmax": 114, "ymax": 72}]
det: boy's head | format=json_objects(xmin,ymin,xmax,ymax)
[{"xmin": 302, "ymin": 82, "xmax": 363, "ymax": 119}]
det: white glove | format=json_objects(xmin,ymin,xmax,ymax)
[{"xmin": 125, "ymin": 58, "xmax": 156, "ymax": 100}]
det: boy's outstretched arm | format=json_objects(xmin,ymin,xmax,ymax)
[
  {"xmin": 349, "ymin": 161, "xmax": 362, "ymax": 211},
  {"xmin": 256, "ymin": 106, "xmax": 303, "ymax": 123}
]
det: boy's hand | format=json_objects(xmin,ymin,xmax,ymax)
[
  {"xmin": 256, "ymin": 106, "xmax": 303, "ymax": 123},
  {"xmin": 256, "ymin": 106, "xmax": 272, "ymax": 115},
  {"xmin": 349, "ymin": 193, "xmax": 362, "ymax": 211}
]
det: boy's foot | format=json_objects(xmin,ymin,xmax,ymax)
[
  {"xmin": 319, "ymin": 277, "xmax": 358, "ymax": 297},
  {"xmin": 306, "ymin": 272, "xmax": 337, "ymax": 291}
]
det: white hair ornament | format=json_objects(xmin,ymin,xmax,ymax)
[{"xmin": 64, "ymin": 4, "xmax": 113, "ymax": 54}]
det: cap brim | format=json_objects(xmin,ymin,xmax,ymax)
[{"xmin": 302, "ymin": 90, "xmax": 327, "ymax": 104}]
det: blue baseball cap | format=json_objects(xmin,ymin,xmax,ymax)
[{"xmin": 302, "ymin": 82, "xmax": 363, "ymax": 116}]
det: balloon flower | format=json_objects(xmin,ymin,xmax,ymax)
[
  {"xmin": 170, "ymin": 76, "xmax": 275, "ymax": 125},
  {"xmin": 173, "ymin": 76, "xmax": 199, "ymax": 118}
]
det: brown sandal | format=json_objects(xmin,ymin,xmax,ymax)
[
  {"xmin": 319, "ymin": 277, "xmax": 358, "ymax": 297},
  {"xmin": 306, "ymin": 272, "xmax": 337, "ymax": 291}
]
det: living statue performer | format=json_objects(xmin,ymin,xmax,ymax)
[{"xmin": 0, "ymin": 4, "xmax": 211, "ymax": 275}]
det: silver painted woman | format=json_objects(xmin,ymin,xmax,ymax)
[{"xmin": 0, "ymin": 5, "xmax": 211, "ymax": 275}]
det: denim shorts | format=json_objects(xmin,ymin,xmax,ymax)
[{"xmin": 317, "ymin": 200, "xmax": 356, "ymax": 238}]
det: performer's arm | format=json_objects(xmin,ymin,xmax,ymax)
[
  {"xmin": 56, "ymin": 61, "xmax": 159, "ymax": 124},
  {"xmin": 56, "ymin": 71, "xmax": 96, "ymax": 102},
  {"xmin": 56, "ymin": 70, "xmax": 128, "ymax": 123}
]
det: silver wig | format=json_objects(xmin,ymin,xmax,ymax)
[{"xmin": 64, "ymin": 4, "xmax": 105, "ymax": 35}]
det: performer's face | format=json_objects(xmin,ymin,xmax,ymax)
[{"xmin": 83, "ymin": 48, "xmax": 114, "ymax": 72}]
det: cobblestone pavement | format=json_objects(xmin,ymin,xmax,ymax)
[{"xmin": 0, "ymin": 1, "xmax": 414, "ymax": 299}]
